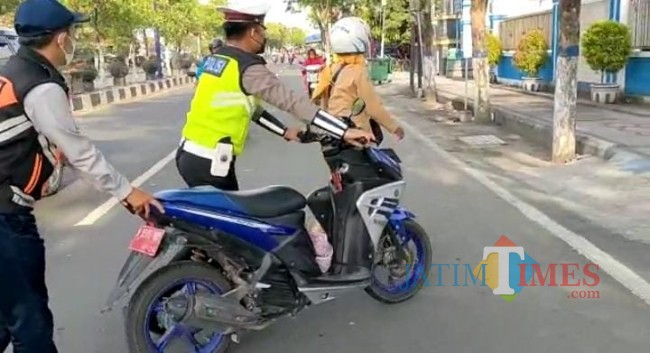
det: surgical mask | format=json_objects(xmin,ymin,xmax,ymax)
[{"xmin": 58, "ymin": 33, "xmax": 76, "ymax": 65}]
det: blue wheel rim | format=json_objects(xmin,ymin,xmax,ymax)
[
  {"xmin": 372, "ymin": 227, "xmax": 426, "ymax": 294},
  {"xmin": 144, "ymin": 278, "xmax": 226, "ymax": 353}
]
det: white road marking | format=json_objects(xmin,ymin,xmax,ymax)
[
  {"xmin": 400, "ymin": 121, "xmax": 650, "ymax": 306},
  {"xmin": 74, "ymin": 150, "xmax": 177, "ymax": 227}
]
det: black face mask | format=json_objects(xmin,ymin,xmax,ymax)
[
  {"xmin": 251, "ymin": 27, "xmax": 267, "ymax": 54},
  {"xmin": 252, "ymin": 35, "xmax": 266, "ymax": 54}
]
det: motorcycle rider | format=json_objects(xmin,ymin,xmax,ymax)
[
  {"xmin": 301, "ymin": 48, "xmax": 325, "ymax": 96},
  {"xmin": 196, "ymin": 38, "xmax": 224, "ymax": 79},
  {"xmin": 0, "ymin": 0, "xmax": 162, "ymax": 352},
  {"xmin": 176, "ymin": 0, "xmax": 374, "ymax": 191},
  {"xmin": 312, "ymin": 17, "xmax": 405, "ymax": 142}
]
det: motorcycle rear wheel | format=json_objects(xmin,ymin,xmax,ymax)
[
  {"xmin": 125, "ymin": 261, "xmax": 232, "ymax": 353},
  {"xmin": 365, "ymin": 220, "xmax": 432, "ymax": 304}
]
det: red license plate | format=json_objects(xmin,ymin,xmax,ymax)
[{"xmin": 128, "ymin": 225, "xmax": 165, "ymax": 257}]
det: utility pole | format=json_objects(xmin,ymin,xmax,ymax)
[
  {"xmin": 470, "ymin": 0, "xmax": 490, "ymax": 122},
  {"xmin": 552, "ymin": 0, "xmax": 581, "ymax": 163}
]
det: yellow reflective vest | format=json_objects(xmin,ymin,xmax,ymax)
[{"xmin": 182, "ymin": 47, "xmax": 264, "ymax": 156}]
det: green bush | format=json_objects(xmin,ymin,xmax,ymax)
[
  {"xmin": 179, "ymin": 53, "xmax": 195, "ymax": 70},
  {"xmin": 81, "ymin": 68, "xmax": 98, "ymax": 82},
  {"xmin": 487, "ymin": 32, "xmax": 502, "ymax": 67},
  {"xmin": 142, "ymin": 56, "xmax": 161, "ymax": 75},
  {"xmin": 109, "ymin": 55, "xmax": 129, "ymax": 78},
  {"xmin": 513, "ymin": 29, "xmax": 548, "ymax": 77},
  {"xmin": 581, "ymin": 20, "xmax": 632, "ymax": 83}
]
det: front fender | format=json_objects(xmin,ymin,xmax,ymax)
[
  {"xmin": 388, "ymin": 206, "xmax": 416, "ymax": 240},
  {"xmin": 102, "ymin": 233, "xmax": 189, "ymax": 312},
  {"xmin": 389, "ymin": 206, "xmax": 415, "ymax": 223}
]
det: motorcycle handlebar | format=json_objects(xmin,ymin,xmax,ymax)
[{"xmin": 297, "ymin": 129, "xmax": 372, "ymax": 148}]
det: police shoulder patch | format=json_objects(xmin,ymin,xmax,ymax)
[{"xmin": 204, "ymin": 56, "xmax": 230, "ymax": 77}]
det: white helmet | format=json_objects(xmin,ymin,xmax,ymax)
[{"xmin": 330, "ymin": 17, "xmax": 371, "ymax": 54}]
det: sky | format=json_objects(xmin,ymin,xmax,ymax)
[{"xmin": 266, "ymin": 0, "xmax": 318, "ymax": 33}]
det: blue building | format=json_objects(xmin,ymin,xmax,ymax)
[{"xmin": 461, "ymin": 0, "xmax": 650, "ymax": 97}]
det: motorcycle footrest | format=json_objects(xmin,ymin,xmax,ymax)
[{"xmin": 311, "ymin": 267, "xmax": 371, "ymax": 284}]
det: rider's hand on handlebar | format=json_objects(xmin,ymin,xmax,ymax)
[
  {"xmin": 394, "ymin": 127, "xmax": 405, "ymax": 141},
  {"xmin": 343, "ymin": 128, "xmax": 375, "ymax": 147},
  {"xmin": 123, "ymin": 187, "xmax": 164, "ymax": 219}
]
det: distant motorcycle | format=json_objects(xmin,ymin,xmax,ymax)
[{"xmin": 304, "ymin": 64, "xmax": 323, "ymax": 99}]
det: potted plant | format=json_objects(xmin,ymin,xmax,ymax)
[
  {"xmin": 81, "ymin": 66, "xmax": 98, "ymax": 92},
  {"xmin": 513, "ymin": 29, "xmax": 548, "ymax": 92},
  {"xmin": 142, "ymin": 56, "xmax": 160, "ymax": 80},
  {"xmin": 487, "ymin": 32, "xmax": 502, "ymax": 84},
  {"xmin": 581, "ymin": 20, "xmax": 632, "ymax": 104},
  {"xmin": 109, "ymin": 55, "xmax": 129, "ymax": 86},
  {"xmin": 65, "ymin": 59, "xmax": 97, "ymax": 93},
  {"xmin": 179, "ymin": 53, "xmax": 195, "ymax": 71}
]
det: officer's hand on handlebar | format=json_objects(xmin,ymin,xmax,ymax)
[
  {"xmin": 343, "ymin": 128, "xmax": 375, "ymax": 147},
  {"xmin": 283, "ymin": 127, "xmax": 301, "ymax": 142}
]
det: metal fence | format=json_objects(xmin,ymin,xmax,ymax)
[
  {"xmin": 498, "ymin": 10, "xmax": 552, "ymax": 51},
  {"xmin": 630, "ymin": 0, "xmax": 650, "ymax": 49}
]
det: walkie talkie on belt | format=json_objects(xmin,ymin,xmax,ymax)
[{"xmin": 210, "ymin": 136, "xmax": 233, "ymax": 177}]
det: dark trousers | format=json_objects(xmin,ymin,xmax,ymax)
[
  {"xmin": 176, "ymin": 148, "xmax": 239, "ymax": 191},
  {"xmin": 0, "ymin": 213, "xmax": 57, "ymax": 353}
]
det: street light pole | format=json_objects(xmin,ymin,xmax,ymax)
[{"xmin": 380, "ymin": 0, "xmax": 386, "ymax": 57}]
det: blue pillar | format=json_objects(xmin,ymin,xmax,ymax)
[
  {"xmin": 607, "ymin": 0, "xmax": 622, "ymax": 83},
  {"xmin": 551, "ymin": 0, "xmax": 559, "ymax": 83}
]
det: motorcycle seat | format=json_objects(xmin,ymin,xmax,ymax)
[{"xmin": 156, "ymin": 185, "xmax": 307, "ymax": 218}]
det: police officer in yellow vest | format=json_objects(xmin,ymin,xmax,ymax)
[{"xmin": 176, "ymin": 0, "xmax": 374, "ymax": 190}]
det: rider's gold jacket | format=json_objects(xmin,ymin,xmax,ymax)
[{"xmin": 317, "ymin": 63, "xmax": 401, "ymax": 135}]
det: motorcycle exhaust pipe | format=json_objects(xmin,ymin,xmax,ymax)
[{"xmin": 169, "ymin": 293, "xmax": 264, "ymax": 333}]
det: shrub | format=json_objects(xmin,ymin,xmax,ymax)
[
  {"xmin": 179, "ymin": 53, "xmax": 195, "ymax": 70},
  {"xmin": 142, "ymin": 56, "xmax": 161, "ymax": 75},
  {"xmin": 109, "ymin": 55, "xmax": 129, "ymax": 78},
  {"xmin": 581, "ymin": 20, "xmax": 632, "ymax": 83},
  {"xmin": 513, "ymin": 29, "xmax": 548, "ymax": 77},
  {"xmin": 487, "ymin": 32, "xmax": 502, "ymax": 67},
  {"xmin": 80, "ymin": 68, "xmax": 98, "ymax": 82}
]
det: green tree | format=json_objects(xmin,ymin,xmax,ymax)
[
  {"xmin": 0, "ymin": 0, "xmax": 19, "ymax": 16},
  {"xmin": 288, "ymin": 27, "xmax": 306, "ymax": 47},
  {"xmin": 288, "ymin": 0, "xmax": 352, "ymax": 51},
  {"xmin": 65, "ymin": 0, "xmax": 156, "ymax": 55},
  {"xmin": 266, "ymin": 23, "xmax": 288, "ymax": 49},
  {"xmin": 357, "ymin": 0, "xmax": 412, "ymax": 44}
]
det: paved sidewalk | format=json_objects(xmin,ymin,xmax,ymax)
[{"xmin": 388, "ymin": 73, "xmax": 650, "ymax": 171}]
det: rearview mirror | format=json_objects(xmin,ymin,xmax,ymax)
[{"xmin": 351, "ymin": 99, "xmax": 366, "ymax": 116}]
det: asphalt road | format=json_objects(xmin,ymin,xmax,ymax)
[{"xmin": 24, "ymin": 64, "xmax": 649, "ymax": 353}]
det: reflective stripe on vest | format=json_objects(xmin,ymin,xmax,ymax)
[
  {"xmin": 182, "ymin": 54, "xmax": 260, "ymax": 156},
  {"xmin": 0, "ymin": 114, "xmax": 32, "ymax": 143}
]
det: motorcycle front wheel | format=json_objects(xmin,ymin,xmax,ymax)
[
  {"xmin": 365, "ymin": 219, "xmax": 432, "ymax": 304},
  {"xmin": 125, "ymin": 261, "xmax": 232, "ymax": 353}
]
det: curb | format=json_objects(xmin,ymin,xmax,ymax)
[
  {"xmin": 433, "ymin": 88, "xmax": 650, "ymax": 171},
  {"xmin": 492, "ymin": 83, "xmax": 650, "ymax": 118},
  {"xmin": 70, "ymin": 76, "xmax": 195, "ymax": 113}
]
